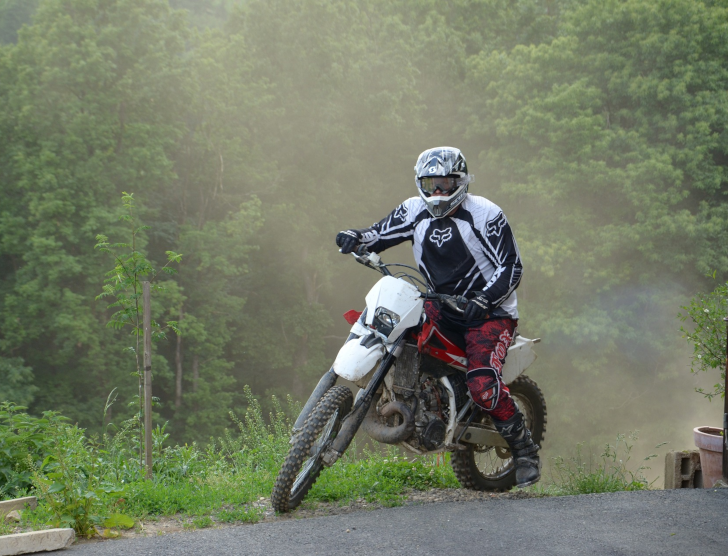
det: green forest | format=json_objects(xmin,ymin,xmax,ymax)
[{"xmin": 0, "ymin": 0, "xmax": 726, "ymax": 454}]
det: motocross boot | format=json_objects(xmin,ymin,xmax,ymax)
[{"xmin": 493, "ymin": 411, "xmax": 541, "ymax": 488}]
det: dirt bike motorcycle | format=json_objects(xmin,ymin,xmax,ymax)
[{"xmin": 271, "ymin": 247, "xmax": 546, "ymax": 513}]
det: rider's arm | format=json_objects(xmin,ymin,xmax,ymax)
[
  {"xmin": 475, "ymin": 210, "xmax": 523, "ymax": 309},
  {"xmin": 353, "ymin": 198, "xmax": 418, "ymax": 254}
]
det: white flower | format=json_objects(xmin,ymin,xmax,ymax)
[{"xmin": 704, "ymin": 309, "xmax": 710, "ymax": 313}]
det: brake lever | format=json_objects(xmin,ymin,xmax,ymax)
[
  {"xmin": 351, "ymin": 248, "xmax": 382, "ymax": 271},
  {"xmin": 439, "ymin": 295, "xmax": 468, "ymax": 314}
]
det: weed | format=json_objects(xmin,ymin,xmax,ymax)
[
  {"xmin": 544, "ymin": 432, "xmax": 663, "ymax": 495},
  {"xmin": 217, "ymin": 506, "xmax": 263, "ymax": 524},
  {"xmin": 188, "ymin": 516, "xmax": 213, "ymax": 529},
  {"xmin": 0, "ymin": 518, "xmax": 16, "ymax": 535},
  {"xmin": 30, "ymin": 422, "xmax": 128, "ymax": 538}
]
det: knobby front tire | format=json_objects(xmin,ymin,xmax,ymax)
[
  {"xmin": 271, "ymin": 385, "xmax": 353, "ymax": 513},
  {"xmin": 450, "ymin": 375, "xmax": 547, "ymax": 491}
]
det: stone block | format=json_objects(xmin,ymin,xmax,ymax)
[
  {"xmin": 664, "ymin": 450, "xmax": 702, "ymax": 489},
  {"xmin": 3, "ymin": 512, "xmax": 21, "ymax": 523},
  {"xmin": 0, "ymin": 529, "xmax": 74, "ymax": 556},
  {"xmin": 0, "ymin": 498, "xmax": 37, "ymax": 516}
]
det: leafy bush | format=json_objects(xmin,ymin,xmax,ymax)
[
  {"xmin": 31, "ymin": 422, "xmax": 126, "ymax": 538},
  {"xmin": 0, "ymin": 403, "xmax": 67, "ymax": 499},
  {"xmin": 680, "ymin": 277, "xmax": 727, "ymax": 400}
]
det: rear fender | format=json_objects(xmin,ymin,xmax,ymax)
[{"xmin": 502, "ymin": 335, "xmax": 539, "ymax": 384}]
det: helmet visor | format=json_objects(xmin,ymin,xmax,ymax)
[{"xmin": 419, "ymin": 176, "xmax": 459, "ymax": 195}]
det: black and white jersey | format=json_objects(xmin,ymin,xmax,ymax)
[{"xmin": 357, "ymin": 194, "xmax": 523, "ymax": 321}]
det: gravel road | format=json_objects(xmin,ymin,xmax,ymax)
[{"xmin": 68, "ymin": 489, "xmax": 728, "ymax": 555}]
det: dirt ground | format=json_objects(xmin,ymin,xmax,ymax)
[{"xmin": 108, "ymin": 488, "xmax": 538, "ymax": 540}]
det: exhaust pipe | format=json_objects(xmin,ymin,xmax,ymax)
[{"xmin": 361, "ymin": 397, "xmax": 415, "ymax": 444}]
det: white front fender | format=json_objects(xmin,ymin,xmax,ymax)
[{"xmin": 332, "ymin": 335, "xmax": 385, "ymax": 382}]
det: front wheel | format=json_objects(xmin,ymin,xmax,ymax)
[
  {"xmin": 271, "ymin": 385, "xmax": 353, "ymax": 513},
  {"xmin": 450, "ymin": 375, "xmax": 547, "ymax": 491}
]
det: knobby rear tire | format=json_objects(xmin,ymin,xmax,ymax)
[
  {"xmin": 271, "ymin": 385, "xmax": 353, "ymax": 513},
  {"xmin": 450, "ymin": 374, "xmax": 547, "ymax": 491}
]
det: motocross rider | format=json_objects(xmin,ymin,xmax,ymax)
[{"xmin": 335, "ymin": 146, "xmax": 540, "ymax": 487}]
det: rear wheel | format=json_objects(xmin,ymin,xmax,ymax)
[
  {"xmin": 450, "ymin": 375, "xmax": 546, "ymax": 491},
  {"xmin": 271, "ymin": 385, "xmax": 353, "ymax": 513}
]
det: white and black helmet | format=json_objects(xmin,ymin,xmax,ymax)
[{"xmin": 414, "ymin": 146, "xmax": 472, "ymax": 218}]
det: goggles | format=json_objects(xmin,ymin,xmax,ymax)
[{"xmin": 419, "ymin": 176, "xmax": 459, "ymax": 195}]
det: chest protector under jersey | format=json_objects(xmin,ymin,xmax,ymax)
[{"xmin": 356, "ymin": 194, "xmax": 523, "ymax": 323}]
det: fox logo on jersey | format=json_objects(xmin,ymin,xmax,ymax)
[
  {"xmin": 486, "ymin": 212, "xmax": 507, "ymax": 237},
  {"xmin": 429, "ymin": 227, "xmax": 453, "ymax": 247},
  {"xmin": 393, "ymin": 204, "xmax": 409, "ymax": 220}
]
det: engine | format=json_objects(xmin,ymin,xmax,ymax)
[{"xmin": 377, "ymin": 344, "xmax": 469, "ymax": 451}]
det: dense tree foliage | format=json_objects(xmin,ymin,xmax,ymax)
[
  {"xmin": 0, "ymin": 0, "xmax": 725, "ymax": 448},
  {"xmin": 463, "ymin": 0, "xmax": 728, "ymax": 435}
]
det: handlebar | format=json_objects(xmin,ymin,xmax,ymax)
[{"xmin": 347, "ymin": 246, "xmax": 467, "ymax": 313}]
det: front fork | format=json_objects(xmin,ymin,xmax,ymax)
[{"xmin": 321, "ymin": 337, "xmax": 402, "ymax": 466}]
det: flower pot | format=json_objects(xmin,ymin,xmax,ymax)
[{"xmin": 693, "ymin": 426, "xmax": 724, "ymax": 488}]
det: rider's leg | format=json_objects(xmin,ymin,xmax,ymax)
[{"xmin": 464, "ymin": 318, "xmax": 540, "ymax": 487}]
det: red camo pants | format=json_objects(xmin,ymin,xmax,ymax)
[{"xmin": 424, "ymin": 302, "xmax": 518, "ymax": 421}]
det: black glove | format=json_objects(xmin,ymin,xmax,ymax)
[
  {"xmin": 336, "ymin": 229, "xmax": 361, "ymax": 254},
  {"xmin": 464, "ymin": 294, "xmax": 490, "ymax": 322}
]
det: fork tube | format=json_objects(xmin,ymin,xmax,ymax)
[{"xmin": 293, "ymin": 368, "xmax": 338, "ymax": 432}]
